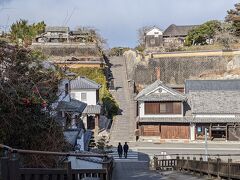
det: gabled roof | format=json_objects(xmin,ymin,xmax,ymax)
[
  {"xmin": 163, "ymin": 24, "xmax": 198, "ymax": 37},
  {"xmin": 64, "ymin": 129, "xmax": 83, "ymax": 146},
  {"xmin": 189, "ymin": 91, "xmax": 240, "ymax": 114},
  {"xmin": 83, "ymin": 105, "xmax": 101, "ymax": 114},
  {"xmin": 135, "ymin": 80, "xmax": 186, "ymax": 102},
  {"xmin": 70, "ymin": 76, "xmax": 101, "ymax": 90},
  {"xmin": 145, "ymin": 26, "xmax": 163, "ymax": 34},
  {"xmin": 56, "ymin": 99, "xmax": 87, "ymax": 113},
  {"xmin": 45, "ymin": 26, "xmax": 69, "ymax": 33},
  {"xmin": 185, "ymin": 79, "xmax": 240, "ymax": 93}
]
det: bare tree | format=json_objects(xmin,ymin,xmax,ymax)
[
  {"xmin": 215, "ymin": 22, "xmax": 237, "ymax": 50},
  {"xmin": 137, "ymin": 26, "xmax": 152, "ymax": 46}
]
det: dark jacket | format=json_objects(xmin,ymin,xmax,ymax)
[
  {"xmin": 117, "ymin": 144, "xmax": 123, "ymax": 153},
  {"xmin": 123, "ymin": 144, "xmax": 129, "ymax": 152}
]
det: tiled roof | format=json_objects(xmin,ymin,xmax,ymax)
[
  {"xmin": 138, "ymin": 117, "xmax": 192, "ymax": 123},
  {"xmin": 83, "ymin": 105, "xmax": 101, "ymax": 114},
  {"xmin": 192, "ymin": 118, "xmax": 240, "ymax": 123},
  {"xmin": 189, "ymin": 91, "xmax": 240, "ymax": 114},
  {"xmin": 70, "ymin": 76, "xmax": 101, "ymax": 90},
  {"xmin": 137, "ymin": 93, "xmax": 185, "ymax": 101},
  {"xmin": 145, "ymin": 26, "xmax": 164, "ymax": 34},
  {"xmin": 185, "ymin": 79, "xmax": 240, "ymax": 93},
  {"xmin": 56, "ymin": 99, "xmax": 87, "ymax": 112},
  {"xmin": 138, "ymin": 117, "xmax": 240, "ymax": 123},
  {"xmin": 135, "ymin": 80, "xmax": 186, "ymax": 102},
  {"xmin": 163, "ymin": 24, "xmax": 198, "ymax": 37},
  {"xmin": 64, "ymin": 129, "xmax": 83, "ymax": 145},
  {"xmin": 45, "ymin": 26, "xmax": 69, "ymax": 33}
]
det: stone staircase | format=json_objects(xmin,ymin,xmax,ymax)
[{"xmin": 109, "ymin": 56, "xmax": 136, "ymax": 144}]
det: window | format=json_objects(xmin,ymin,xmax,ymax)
[
  {"xmin": 81, "ymin": 93, "xmax": 87, "ymax": 101},
  {"xmin": 144, "ymin": 102, "xmax": 182, "ymax": 115},
  {"xmin": 145, "ymin": 102, "xmax": 159, "ymax": 114}
]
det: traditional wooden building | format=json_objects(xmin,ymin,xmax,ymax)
[
  {"xmin": 163, "ymin": 24, "xmax": 198, "ymax": 47},
  {"xmin": 56, "ymin": 77, "xmax": 102, "ymax": 135},
  {"xmin": 135, "ymin": 80, "xmax": 189, "ymax": 141},
  {"xmin": 144, "ymin": 27, "xmax": 164, "ymax": 48},
  {"xmin": 185, "ymin": 80, "xmax": 240, "ymax": 141},
  {"xmin": 70, "ymin": 76, "xmax": 102, "ymax": 133},
  {"xmin": 135, "ymin": 79, "xmax": 240, "ymax": 142},
  {"xmin": 36, "ymin": 26, "xmax": 69, "ymax": 43},
  {"xmin": 69, "ymin": 28, "xmax": 96, "ymax": 43}
]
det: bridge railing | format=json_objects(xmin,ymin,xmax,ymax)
[
  {"xmin": 153, "ymin": 154, "xmax": 240, "ymax": 179},
  {"xmin": 0, "ymin": 144, "xmax": 113, "ymax": 180}
]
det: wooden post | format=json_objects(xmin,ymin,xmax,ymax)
[
  {"xmin": 199, "ymin": 157, "xmax": 203, "ymax": 176},
  {"xmin": 228, "ymin": 158, "xmax": 232, "ymax": 180},
  {"xmin": 64, "ymin": 161, "xmax": 72, "ymax": 180},
  {"xmin": 181, "ymin": 157, "xmax": 185, "ymax": 172},
  {"xmin": 193, "ymin": 157, "xmax": 196, "ymax": 175},
  {"xmin": 9, "ymin": 158, "xmax": 20, "ymax": 180},
  {"xmin": 94, "ymin": 114, "xmax": 99, "ymax": 135},
  {"xmin": 187, "ymin": 157, "xmax": 190, "ymax": 173},
  {"xmin": 209, "ymin": 124, "xmax": 212, "ymax": 140},
  {"xmin": 207, "ymin": 158, "xmax": 211, "ymax": 179},
  {"xmin": 1, "ymin": 157, "xmax": 9, "ymax": 180},
  {"xmin": 226, "ymin": 125, "xmax": 228, "ymax": 141},
  {"xmin": 176, "ymin": 156, "xmax": 180, "ymax": 171},
  {"xmin": 153, "ymin": 156, "xmax": 158, "ymax": 170},
  {"xmin": 102, "ymin": 157, "xmax": 110, "ymax": 180},
  {"xmin": 217, "ymin": 158, "xmax": 221, "ymax": 179}
]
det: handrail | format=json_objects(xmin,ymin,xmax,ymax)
[
  {"xmin": 154, "ymin": 153, "xmax": 240, "ymax": 157},
  {"xmin": 0, "ymin": 144, "xmax": 110, "ymax": 158}
]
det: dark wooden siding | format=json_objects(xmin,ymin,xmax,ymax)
[
  {"xmin": 140, "ymin": 123, "xmax": 189, "ymax": 139},
  {"xmin": 144, "ymin": 102, "xmax": 182, "ymax": 115},
  {"xmin": 141, "ymin": 125, "xmax": 160, "ymax": 136},
  {"xmin": 161, "ymin": 124, "xmax": 189, "ymax": 139},
  {"xmin": 145, "ymin": 102, "xmax": 160, "ymax": 114},
  {"xmin": 145, "ymin": 35, "xmax": 163, "ymax": 48}
]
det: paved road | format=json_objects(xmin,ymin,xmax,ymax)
[
  {"xmin": 131, "ymin": 142, "xmax": 240, "ymax": 161},
  {"xmin": 109, "ymin": 56, "xmax": 136, "ymax": 144},
  {"xmin": 112, "ymin": 161, "xmax": 207, "ymax": 180}
]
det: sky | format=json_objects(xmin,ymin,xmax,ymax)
[{"xmin": 0, "ymin": 0, "xmax": 239, "ymax": 47}]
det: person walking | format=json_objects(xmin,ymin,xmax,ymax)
[
  {"xmin": 123, "ymin": 142, "xmax": 129, "ymax": 159},
  {"xmin": 117, "ymin": 142, "xmax": 123, "ymax": 158}
]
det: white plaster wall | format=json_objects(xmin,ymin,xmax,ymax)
[
  {"xmin": 146, "ymin": 28, "xmax": 163, "ymax": 37},
  {"xmin": 69, "ymin": 156, "xmax": 102, "ymax": 169},
  {"xmin": 195, "ymin": 114, "xmax": 235, "ymax": 118},
  {"xmin": 70, "ymin": 89, "xmax": 97, "ymax": 105},
  {"xmin": 190, "ymin": 123, "xmax": 196, "ymax": 141},
  {"xmin": 139, "ymin": 101, "xmax": 183, "ymax": 118},
  {"xmin": 76, "ymin": 132, "xmax": 85, "ymax": 151}
]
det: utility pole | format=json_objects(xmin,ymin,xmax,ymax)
[{"xmin": 204, "ymin": 128, "xmax": 208, "ymax": 161}]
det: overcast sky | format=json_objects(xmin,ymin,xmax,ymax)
[{"xmin": 0, "ymin": 0, "xmax": 238, "ymax": 47}]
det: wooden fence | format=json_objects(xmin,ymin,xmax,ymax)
[
  {"xmin": 0, "ymin": 144, "xmax": 114, "ymax": 180},
  {"xmin": 154, "ymin": 155, "xmax": 240, "ymax": 179}
]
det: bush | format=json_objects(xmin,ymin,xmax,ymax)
[{"xmin": 0, "ymin": 42, "xmax": 69, "ymax": 167}]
